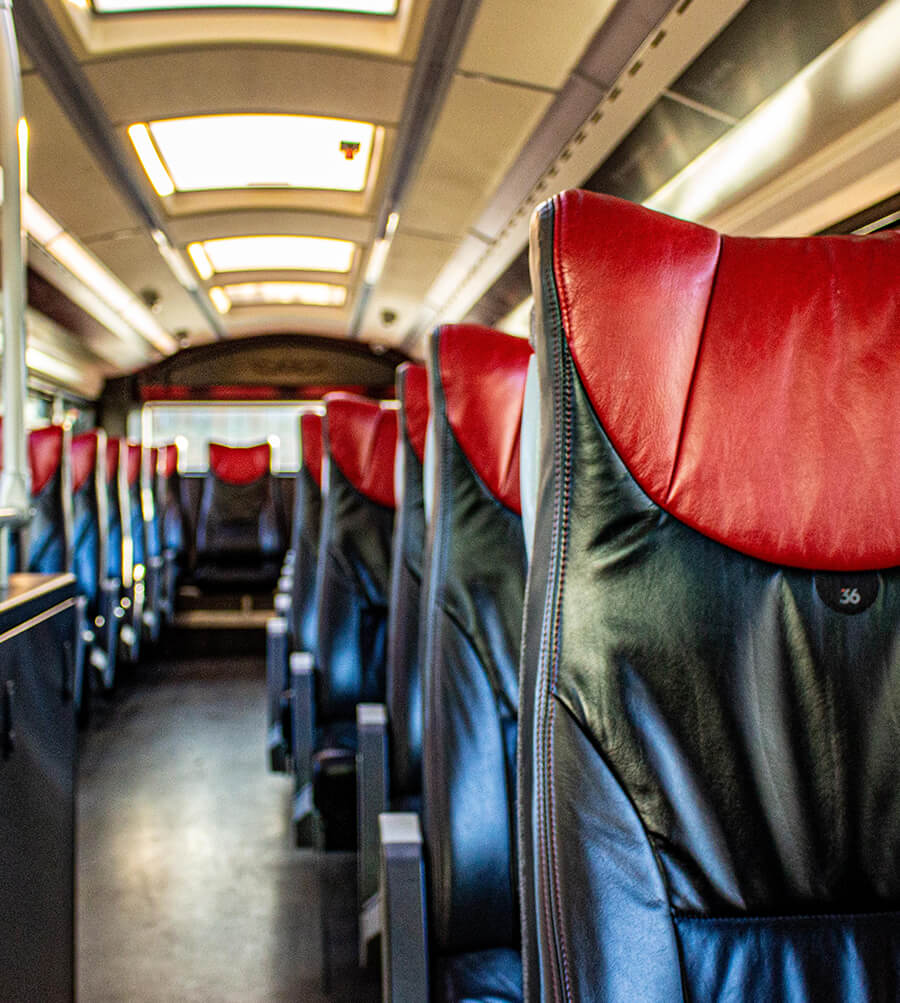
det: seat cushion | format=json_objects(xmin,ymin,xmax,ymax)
[{"xmin": 435, "ymin": 948, "xmax": 522, "ymax": 1003}]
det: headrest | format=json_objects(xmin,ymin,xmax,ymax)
[
  {"xmin": 543, "ymin": 189, "xmax": 900, "ymax": 570},
  {"xmin": 208, "ymin": 441, "xmax": 271, "ymax": 485},
  {"xmin": 432, "ymin": 324, "xmax": 532, "ymax": 516},
  {"xmin": 28, "ymin": 425, "xmax": 64, "ymax": 495},
  {"xmin": 160, "ymin": 443, "xmax": 178, "ymax": 479},
  {"xmin": 71, "ymin": 431, "xmax": 100, "ymax": 495},
  {"xmin": 300, "ymin": 412, "xmax": 324, "ymax": 488},
  {"xmin": 324, "ymin": 393, "xmax": 398, "ymax": 509},
  {"xmin": 125, "ymin": 442, "xmax": 142, "ymax": 488},
  {"xmin": 397, "ymin": 363, "xmax": 429, "ymax": 463},
  {"xmin": 106, "ymin": 437, "xmax": 121, "ymax": 485}
]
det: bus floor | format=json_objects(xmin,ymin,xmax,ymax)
[{"xmin": 77, "ymin": 649, "xmax": 380, "ymax": 1002}]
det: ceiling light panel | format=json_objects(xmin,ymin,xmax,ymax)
[
  {"xmin": 195, "ymin": 235, "xmax": 356, "ymax": 275},
  {"xmin": 139, "ymin": 115, "xmax": 376, "ymax": 193},
  {"xmin": 93, "ymin": 0, "xmax": 396, "ymax": 12},
  {"xmin": 223, "ymin": 281, "xmax": 347, "ymax": 307}
]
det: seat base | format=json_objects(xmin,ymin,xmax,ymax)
[{"xmin": 435, "ymin": 947, "xmax": 523, "ymax": 1003}]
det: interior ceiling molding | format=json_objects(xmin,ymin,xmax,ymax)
[
  {"xmin": 401, "ymin": 0, "xmax": 752, "ymax": 351},
  {"xmin": 15, "ymin": 0, "xmax": 226, "ymax": 339},
  {"xmin": 54, "ymin": 0, "xmax": 418, "ymax": 57},
  {"xmin": 347, "ymin": 0, "xmax": 484, "ymax": 337}
]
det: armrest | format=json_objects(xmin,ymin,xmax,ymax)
[
  {"xmin": 290, "ymin": 651, "xmax": 316, "ymax": 846},
  {"xmin": 357, "ymin": 702, "xmax": 389, "ymax": 945},
  {"xmin": 379, "ymin": 812, "xmax": 428, "ymax": 1002},
  {"xmin": 265, "ymin": 616, "xmax": 289, "ymax": 772}
]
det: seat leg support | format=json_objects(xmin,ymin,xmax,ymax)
[{"xmin": 379, "ymin": 812, "xmax": 428, "ymax": 1002}]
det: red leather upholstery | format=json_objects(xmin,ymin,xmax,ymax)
[
  {"xmin": 71, "ymin": 432, "xmax": 99, "ymax": 494},
  {"xmin": 159, "ymin": 443, "xmax": 178, "ymax": 479},
  {"xmin": 125, "ymin": 443, "xmax": 142, "ymax": 488},
  {"xmin": 29, "ymin": 425, "xmax": 64, "ymax": 496},
  {"xmin": 300, "ymin": 413, "xmax": 324, "ymax": 488},
  {"xmin": 552, "ymin": 190, "xmax": 900, "ymax": 571},
  {"xmin": 106, "ymin": 438, "xmax": 120, "ymax": 485},
  {"xmin": 324, "ymin": 394, "xmax": 397, "ymax": 509},
  {"xmin": 399, "ymin": 363, "xmax": 429, "ymax": 463},
  {"xmin": 208, "ymin": 442, "xmax": 271, "ymax": 485},
  {"xmin": 438, "ymin": 325, "xmax": 531, "ymax": 516}
]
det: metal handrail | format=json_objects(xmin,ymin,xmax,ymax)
[{"xmin": 0, "ymin": 0, "xmax": 32, "ymax": 591}]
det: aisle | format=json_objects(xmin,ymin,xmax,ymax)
[{"xmin": 77, "ymin": 655, "xmax": 379, "ymax": 1002}]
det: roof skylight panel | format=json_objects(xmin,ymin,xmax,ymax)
[
  {"xmin": 220, "ymin": 281, "xmax": 348, "ymax": 307},
  {"xmin": 189, "ymin": 235, "xmax": 356, "ymax": 276},
  {"xmin": 129, "ymin": 115, "xmax": 376, "ymax": 195},
  {"xmin": 94, "ymin": 0, "xmax": 396, "ymax": 14}
]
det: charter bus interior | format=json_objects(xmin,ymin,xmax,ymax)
[{"xmin": 0, "ymin": 0, "xmax": 898, "ymax": 999}]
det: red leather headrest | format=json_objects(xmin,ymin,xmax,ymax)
[
  {"xmin": 71, "ymin": 431, "xmax": 100, "ymax": 494},
  {"xmin": 300, "ymin": 413, "xmax": 324, "ymax": 488},
  {"xmin": 160, "ymin": 443, "xmax": 178, "ymax": 479},
  {"xmin": 208, "ymin": 441, "xmax": 270, "ymax": 485},
  {"xmin": 125, "ymin": 443, "xmax": 142, "ymax": 487},
  {"xmin": 324, "ymin": 394, "xmax": 398, "ymax": 509},
  {"xmin": 436, "ymin": 325, "xmax": 532, "ymax": 516},
  {"xmin": 106, "ymin": 438, "xmax": 121, "ymax": 485},
  {"xmin": 549, "ymin": 190, "xmax": 900, "ymax": 571},
  {"xmin": 28, "ymin": 425, "xmax": 64, "ymax": 496},
  {"xmin": 398, "ymin": 363, "xmax": 429, "ymax": 464}
]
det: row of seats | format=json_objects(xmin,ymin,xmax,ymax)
[
  {"xmin": 0, "ymin": 428, "xmax": 188, "ymax": 718},
  {"xmin": 269, "ymin": 189, "xmax": 900, "ymax": 1002}
]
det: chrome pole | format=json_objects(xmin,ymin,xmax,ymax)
[{"xmin": 0, "ymin": 0, "xmax": 31, "ymax": 593}]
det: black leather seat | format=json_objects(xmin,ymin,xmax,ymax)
[
  {"xmin": 105, "ymin": 437, "xmax": 124, "ymax": 587},
  {"xmin": 71, "ymin": 431, "xmax": 104, "ymax": 620},
  {"xmin": 313, "ymin": 393, "xmax": 397, "ymax": 849},
  {"xmin": 289, "ymin": 411, "xmax": 324, "ymax": 659},
  {"xmin": 19, "ymin": 425, "xmax": 70, "ymax": 575},
  {"xmin": 422, "ymin": 324, "xmax": 531, "ymax": 1002},
  {"xmin": 157, "ymin": 443, "xmax": 186, "ymax": 621},
  {"xmin": 385, "ymin": 362, "xmax": 429, "ymax": 811},
  {"xmin": 521, "ymin": 189, "xmax": 900, "ymax": 1001},
  {"xmin": 194, "ymin": 441, "xmax": 286, "ymax": 591}
]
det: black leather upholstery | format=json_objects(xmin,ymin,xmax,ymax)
[
  {"xmin": 194, "ymin": 443, "xmax": 286, "ymax": 590},
  {"xmin": 386, "ymin": 365, "xmax": 427, "ymax": 802},
  {"xmin": 422, "ymin": 326, "xmax": 528, "ymax": 987},
  {"xmin": 521, "ymin": 192, "xmax": 900, "ymax": 1002},
  {"xmin": 312, "ymin": 396, "xmax": 396, "ymax": 849},
  {"xmin": 25, "ymin": 426, "xmax": 69, "ymax": 575},
  {"xmin": 105, "ymin": 439, "xmax": 123, "ymax": 582},
  {"xmin": 436, "ymin": 948, "xmax": 524, "ymax": 1003},
  {"xmin": 289, "ymin": 418, "xmax": 322, "ymax": 656},
  {"xmin": 158, "ymin": 450, "xmax": 186, "ymax": 560},
  {"xmin": 315, "ymin": 458, "xmax": 394, "ymax": 727},
  {"xmin": 71, "ymin": 432, "xmax": 104, "ymax": 612}
]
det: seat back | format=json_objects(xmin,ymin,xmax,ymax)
[
  {"xmin": 290, "ymin": 410, "xmax": 324, "ymax": 655},
  {"xmin": 422, "ymin": 324, "xmax": 530, "ymax": 958},
  {"xmin": 157, "ymin": 443, "xmax": 186, "ymax": 560},
  {"xmin": 71, "ymin": 430, "xmax": 107, "ymax": 610},
  {"xmin": 25, "ymin": 425, "xmax": 72, "ymax": 574},
  {"xmin": 386, "ymin": 363, "xmax": 429, "ymax": 802},
  {"xmin": 105, "ymin": 437, "xmax": 124, "ymax": 582},
  {"xmin": 145, "ymin": 446, "xmax": 162, "ymax": 560},
  {"xmin": 195, "ymin": 441, "xmax": 286, "ymax": 588},
  {"xmin": 523, "ymin": 190, "xmax": 900, "ymax": 1001},
  {"xmin": 315, "ymin": 394, "xmax": 397, "ymax": 725},
  {"xmin": 124, "ymin": 442, "xmax": 146, "ymax": 571}
]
